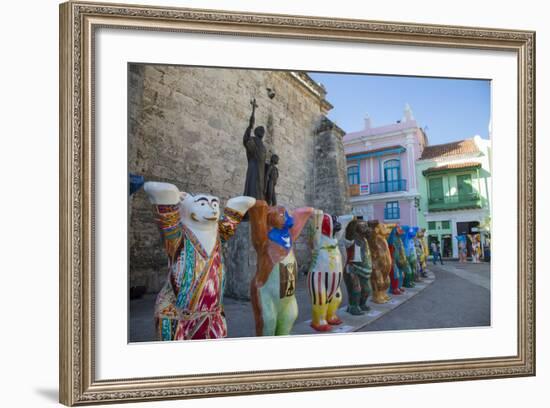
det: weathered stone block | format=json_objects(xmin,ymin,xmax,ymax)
[{"xmin": 223, "ymin": 221, "xmax": 256, "ymax": 300}]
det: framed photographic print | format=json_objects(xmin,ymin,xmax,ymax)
[{"xmin": 59, "ymin": 1, "xmax": 535, "ymax": 405}]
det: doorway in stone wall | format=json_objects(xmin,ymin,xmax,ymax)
[{"xmin": 441, "ymin": 235, "xmax": 452, "ymax": 258}]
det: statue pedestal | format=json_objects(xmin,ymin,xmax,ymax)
[{"xmin": 223, "ymin": 221, "xmax": 257, "ymax": 300}]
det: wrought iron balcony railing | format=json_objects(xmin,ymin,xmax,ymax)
[
  {"xmin": 428, "ymin": 192, "xmax": 482, "ymax": 211},
  {"xmin": 348, "ymin": 179, "xmax": 407, "ymax": 197},
  {"xmin": 369, "ymin": 179, "xmax": 407, "ymax": 195}
]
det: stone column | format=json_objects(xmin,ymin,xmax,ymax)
[
  {"xmin": 313, "ymin": 117, "xmax": 352, "ymax": 216},
  {"xmin": 405, "ymin": 132, "xmax": 417, "ymax": 193},
  {"xmin": 223, "ymin": 221, "xmax": 257, "ymax": 300},
  {"xmin": 451, "ymin": 219, "xmax": 458, "ymax": 258}
]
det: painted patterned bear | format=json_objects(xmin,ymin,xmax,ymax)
[
  {"xmin": 307, "ymin": 210, "xmax": 354, "ymax": 331},
  {"xmin": 248, "ymin": 200, "xmax": 313, "ymax": 336},
  {"xmin": 144, "ymin": 181, "xmax": 255, "ymax": 340}
]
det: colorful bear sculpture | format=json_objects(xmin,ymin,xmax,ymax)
[
  {"xmin": 365, "ymin": 221, "xmax": 393, "ymax": 304},
  {"xmin": 401, "ymin": 225, "xmax": 418, "ymax": 288},
  {"xmin": 387, "ymin": 225, "xmax": 407, "ymax": 295},
  {"xmin": 248, "ymin": 200, "xmax": 313, "ymax": 336},
  {"xmin": 307, "ymin": 211, "xmax": 354, "ymax": 331},
  {"xmin": 144, "ymin": 181, "xmax": 255, "ymax": 340},
  {"xmin": 343, "ymin": 219, "xmax": 373, "ymax": 315}
]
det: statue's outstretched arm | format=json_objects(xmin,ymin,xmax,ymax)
[
  {"xmin": 143, "ymin": 181, "xmax": 183, "ymax": 263},
  {"xmin": 243, "ymin": 99, "xmax": 257, "ymax": 145},
  {"xmin": 311, "ymin": 209, "xmax": 323, "ymax": 249},
  {"xmin": 249, "ymin": 200, "xmax": 269, "ymax": 252},
  {"xmin": 290, "ymin": 207, "xmax": 314, "ymax": 241},
  {"xmin": 143, "ymin": 181, "xmax": 180, "ymax": 205},
  {"xmin": 226, "ymin": 196, "xmax": 256, "ymax": 216},
  {"xmin": 218, "ymin": 197, "xmax": 256, "ymax": 242}
]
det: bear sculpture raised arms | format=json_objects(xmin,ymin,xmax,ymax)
[
  {"xmin": 144, "ymin": 181, "xmax": 255, "ymax": 340},
  {"xmin": 343, "ymin": 219, "xmax": 373, "ymax": 315},
  {"xmin": 248, "ymin": 200, "xmax": 313, "ymax": 336},
  {"xmin": 307, "ymin": 210, "xmax": 354, "ymax": 331},
  {"xmin": 365, "ymin": 221, "xmax": 393, "ymax": 304},
  {"xmin": 401, "ymin": 225, "xmax": 418, "ymax": 288},
  {"xmin": 387, "ymin": 225, "xmax": 407, "ymax": 295},
  {"xmin": 415, "ymin": 228, "xmax": 429, "ymax": 278}
]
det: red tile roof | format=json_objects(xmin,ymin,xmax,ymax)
[{"xmin": 420, "ymin": 139, "xmax": 479, "ymax": 160}]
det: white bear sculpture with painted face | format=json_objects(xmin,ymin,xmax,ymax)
[{"xmin": 144, "ymin": 181, "xmax": 255, "ymax": 341}]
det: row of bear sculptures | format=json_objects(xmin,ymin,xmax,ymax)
[{"xmin": 144, "ymin": 182, "xmax": 429, "ymax": 340}]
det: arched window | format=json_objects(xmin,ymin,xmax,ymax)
[
  {"xmin": 347, "ymin": 165, "xmax": 360, "ymax": 185},
  {"xmin": 383, "ymin": 159, "xmax": 401, "ymax": 192}
]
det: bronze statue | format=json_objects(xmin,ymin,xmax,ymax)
[
  {"xmin": 264, "ymin": 154, "xmax": 279, "ymax": 206},
  {"xmin": 243, "ymin": 98, "xmax": 267, "ymax": 200}
]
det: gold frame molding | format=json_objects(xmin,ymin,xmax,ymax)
[{"xmin": 59, "ymin": 1, "xmax": 536, "ymax": 405}]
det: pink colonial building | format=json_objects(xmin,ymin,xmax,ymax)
[{"xmin": 343, "ymin": 105, "xmax": 427, "ymax": 225}]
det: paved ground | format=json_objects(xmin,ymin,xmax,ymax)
[
  {"xmin": 129, "ymin": 261, "xmax": 489, "ymax": 342},
  {"xmin": 359, "ymin": 261, "xmax": 490, "ymax": 332},
  {"xmin": 129, "ymin": 272, "xmax": 332, "ymax": 342}
]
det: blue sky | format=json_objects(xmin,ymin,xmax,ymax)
[{"xmin": 308, "ymin": 72, "xmax": 491, "ymax": 145}]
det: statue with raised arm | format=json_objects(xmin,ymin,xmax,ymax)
[
  {"xmin": 248, "ymin": 200, "xmax": 313, "ymax": 336},
  {"xmin": 243, "ymin": 98, "xmax": 267, "ymax": 200},
  {"xmin": 144, "ymin": 181, "xmax": 255, "ymax": 341}
]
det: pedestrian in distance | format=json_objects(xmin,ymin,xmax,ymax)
[{"xmin": 430, "ymin": 240, "xmax": 444, "ymax": 265}]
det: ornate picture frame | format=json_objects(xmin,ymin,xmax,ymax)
[{"xmin": 59, "ymin": 1, "xmax": 535, "ymax": 405}]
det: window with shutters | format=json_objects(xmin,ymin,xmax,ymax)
[
  {"xmin": 347, "ymin": 165, "xmax": 360, "ymax": 185},
  {"xmin": 457, "ymin": 174, "xmax": 473, "ymax": 198},
  {"xmin": 383, "ymin": 159, "xmax": 401, "ymax": 192},
  {"xmin": 428, "ymin": 177, "xmax": 444, "ymax": 204},
  {"xmin": 384, "ymin": 201, "xmax": 400, "ymax": 220}
]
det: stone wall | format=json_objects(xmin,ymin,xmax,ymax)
[
  {"xmin": 128, "ymin": 64, "xmax": 349, "ymax": 295},
  {"xmin": 313, "ymin": 118, "xmax": 352, "ymax": 216}
]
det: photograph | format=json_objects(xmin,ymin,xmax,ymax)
[
  {"xmin": 127, "ymin": 65, "xmax": 492, "ymax": 342},
  {"xmin": 56, "ymin": 2, "xmax": 535, "ymax": 404},
  {"xmin": 3, "ymin": 0, "xmax": 546, "ymax": 405}
]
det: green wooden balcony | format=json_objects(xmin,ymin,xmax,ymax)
[{"xmin": 428, "ymin": 192, "xmax": 482, "ymax": 211}]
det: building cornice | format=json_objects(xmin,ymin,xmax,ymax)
[
  {"xmin": 346, "ymin": 145, "xmax": 406, "ymax": 160},
  {"xmin": 416, "ymin": 151, "xmax": 484, "ymax": 165},
  {"xmin": 344, "ymin": 122, "xmax": 420, "ymax": 144},
  {"xmin": 285, "ymin": 72, "xmax": 334, "ymax": 114}
]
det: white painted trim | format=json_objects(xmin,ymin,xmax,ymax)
[
  {"xmin": 343, "ymin": 126, "xmax": 420, "ymax": 146},
  {"xmin": 369, "ymin": 157, "xmax": 374, "ymax": 183},
  {"xmin": 351, "ymin": 193, "xmax": 418, "ymax": 205}
]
